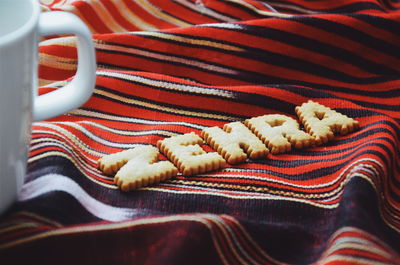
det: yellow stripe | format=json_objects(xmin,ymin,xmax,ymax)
[
  {"xmin": 135, "ymin": 31, "xmax": 244, "ymax": 52},
  {"xmin": 39, "ymin": 36, "xmax": 77, "ymax": 48},
  {"xmin": 173, "ymin": 0, "xmax": 236, "ymax": 22},
  {"xmin": 15, "ymin": 211, "xmax": 63, "ymax": 228},
  {"xmin": 32, "ymin": 124, "xmax": 105, "ymax": 156},
  {"xmin": 321, "ymin": 255, "xmax": 391, "ymax": 265},
  {"xmin": 326, "ymin": 227, "xmax": 398, "ymax": 257},
  {"xmin": 50, "ymin": 121, "xmax": 178, "ymax": 138},
  {"xmin": 0, "ymin": 214, "xmax": 225, "ymax": 250},
  {"xmin": 142, "ymin": 186, "xmax": 338, "ymax": 209},
  {"xmin": 135, "ymin": 0, "xmax": 191, "ymax": 27},
  {"xmin": 110, "ymin": 0, "xmax": 157, "ymax": 31},
  {"xmin": 224, "ymin": 0, "xmax": 291, "ymax": 18},
  {"xmin": 87, "ymin": 0, "xmax": 127, "ymax": 32},
  {"xmin": 326, "ymin": 242, "xmax": 394, "ymax": 259},
  {"xmin": 39, "ymin": 53, "xmax": 77, "ymax": 70},
  {"xmin": 28, "ymin": 151, "xmax": 116, "ymax": 189},
  {"xmin": 0, "ymin": 223, "xmax": 38, "ymax": 234},
  {"xmin": 67, "ymin": 109, "xmax": 207, "ymax": 130},
  {"xmin": 31, "ymin": 130, "xmax": 104, "ymax": 157},
  {"xmin": 39, "ymin": 80, "xmax": 69, "ymax": 88},
  {"xmin": 39, "ymin": 78, "xmax": 57, "ymax": 86},
  {"xmin": 28, "ymin": 138, "xmax": 385, "ymax": 211},
  {"xmin": 209, "ymin": 216, "xmax": 255, "ymax": 265},
  {"xmin": 224, "ymin": 216, "xmax": 287, "ymax": 264},
  {"xmin": 30, "ymin": 137, "xmax": 100, "ymax": 165},
  {"xmin": 97, "ymin": 70, "xmax": 236, "ymax": 99},
  {"xmin": 167, "ymin": 169, "xmax": 377, "ymax": 200},
  {"xmin": 94, "ymin": 89, "xmax": 238, "ymax": 121},
  {"xmin": 96, "ymin": 42, "xmax": 239, "ymax": 75},
  {"xmin": 197, "ymin": 216, "xmax": 233, "ymax": 265},
  {"xmin": 28, "ymin": 145, "xmax": 100, "ymax": 178}
]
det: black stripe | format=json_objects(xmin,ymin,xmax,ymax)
[
  {"xmin": 156, "ymin": 6, "xmax": 195, "ymax": 26},
  {"xmin": 134, "ymin": 32, "xmax": 399, "ymax": 85},
  {"xmin": 268, "ymin": 0, "xmax": 386, "ymax": 13},
  {"xmin": 237, "ymin": 22, "xmax": 398, "ymax": 76},
  {"xmin": 297, "ymin": 16, "xmax": 400, "ymax": 60},
  {"xmin": 224, "ymin": 149, "xmax": 387, "ymax": 181},
  {"xmin": 94, "ymin": 85, "xmax": 246, "ymax": 121},
  {"xmin": 96, "ymin": 71, "xmax": 298, "ymax": 114},
  {"xmin": 323, "ymin": 1, "xmax": 386, "ymax": 12},
  {"xmin": 214, "ymin": 0, "xmax": 267, "ymax": 18},
  {"xmin": 352, "ymin": 13, "xmax": 400, "ymax": 36},
  {"xmin": 172, "ymin": 0, "xmax": 240, "ymax": 22},
  {"xmin": 73, "ymin": 107, "xmax": 209, "ymax": 130},
  {"xmin": 98, "ymin": 39, "xmax": 399, "ymax": 87},
  {"xmin": 97, "ymin": 44, "xmax": 290, "ymax": 84}
]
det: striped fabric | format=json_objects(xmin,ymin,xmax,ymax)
[{"xmin": 1, "ymin": 0, "xmax": 400, "ymax": 264}]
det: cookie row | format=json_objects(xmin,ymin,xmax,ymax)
[{"xmin": 98, "ymin": 100, "xmax": 359, "ymax": 192}]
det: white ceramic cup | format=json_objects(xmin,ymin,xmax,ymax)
[{"xmin": 0, "ymin": 0, "xmax": 96, "ymax": 214}]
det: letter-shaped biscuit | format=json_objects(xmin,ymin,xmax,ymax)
[
  {"xmin": 201, "ymin": 121, "xmax": 268, "ymax": 164},
  {"xmin": 98, "ymin": 147, "xmax": 144, "ymax": 175},
  {"xmin": 245, "ymin": 114, "xmax": 314, "ymax": 154},
  {"xmin": 157, "ymin": 132, "xmax": 226, "ymax": 176},
  {"xmin": 98, "ymin": 145, "xmax": 178, "ymax": 192},
  {"xmin": 295, "ymin": 100, "xmax": 359, "ymax": 145}
]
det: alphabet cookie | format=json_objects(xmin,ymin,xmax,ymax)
[
  {"xmin": 98, "ymin": 147, "xmax": 145, "ymax": 175},
  {"xmin": 99, "ymin": 146, "xmax": 178, "ymax": 191},
  {"xmin": 244, "ymin": 114, "xmax": 315, "ymax": 154},
  {"xmin": 157, "ymin": 132, "xmax": 226, "ymax": 176},
  {"xmin": 97, "ymin": 100, "xmax": 359, "ymax": 192},
  {"xmin": 201, "ymin": 121, "xmax": 268, "ymax": 164},
  {"xmin": 295, "ymin": 100, "xmax": 359, "ymax": 145}
]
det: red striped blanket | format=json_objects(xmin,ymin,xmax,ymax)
[{"xmin": 1, "ymin": 0, "xmax": 400, "ymax": 264}]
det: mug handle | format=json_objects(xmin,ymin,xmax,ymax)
[{"xmin": 33, "ymin": 11, "xmax": 96, "ymax": 121}]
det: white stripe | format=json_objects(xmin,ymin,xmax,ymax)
[
  {"xmin": 174, "ymin": 0, "xmax": 236, "ymax": 22},
  {"xmin": 28, "ymin": 140, "xmax": 105, "ymax": 180},
  {"xmin": 51, "ymin": 121, "xmax": 177, "ymax": 137},
  {"xmin": 29, "ymin": 139, "xmax": 98, "ymax": 164},
  {"xmin": 90, "ymin": 0, "xmax": 128, "ymax": 32},
  {"xmin": 109, "ymin": 0, "xmax": 157, "ymax": 31},
  {"xmin": 96, "ymin": 42, "xmax": 239, "ymax": 75},
  {"xmin": 259, "ymin": 2, "xmax": 280, "ymax": 13},
  {"xmin": 33, "ymin": 122, "xmax": 140, "ymax": 150},
  {"xmin": 212, "ymin": 217, "xmax": 259, "ymax": 265},
  {"xmin": 200, "ymin": 22, "xmax": 244, "ymax": 30},
  {"xmin": 224, "ymin": 216, "xmax": 288, "ymax": 264},
  {"xmin": 222, "ymin": 0, "xmax": 291, "ymax": 17},
  {"xmin": 18, "ymin": 174, "xmax": 139, "ymax": 222},
  {"xmin": 319, "ymin": 255, "xmax": 392, "ymax": 265},
  {"xmin": 134, "ymin": 0, "xmax": 191, "ymax": 27},
  {"xmin": 327, "ymin": 237, "xmax": 394, "ymax": 258},
  {"xmin": 225, "ymin": 158, "xmax": 384, "ymax": 189},
  {"xmin": 68, "ymin": 108, "xmax": 208, "ymax": 130},
  {"xmin": 96, "ymin": 70, "xmax": 237, "ymax": 99},
  {"xmin": 146, "ymin": 184, "xmax": 339, "ymax": 208},
  {"xmin": 268, "ymin": 2, "xmax": 318, "ymax": 14}
]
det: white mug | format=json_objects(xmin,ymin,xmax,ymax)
[{"xmin": 0, "ymin": 0, "xmax": 96, "ymax": 214}]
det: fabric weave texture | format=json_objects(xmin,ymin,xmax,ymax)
[{"xmin": 1, "ymin": 0, "xmax": 400, "ymax": 264}]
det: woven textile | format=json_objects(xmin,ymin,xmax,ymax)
[{"xmin": 1, "ymin": 0, "xmax": 400, "ymax": 264}]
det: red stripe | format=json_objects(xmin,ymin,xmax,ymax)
[
  {"xmin": 72, "ymin": 1, "xmax": 113, "ymax": 33},
  {"xmin": 99, "ymin": 0, "xmax": 139, "ymax": 31}
]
